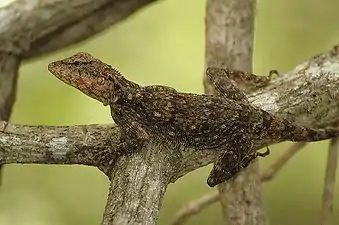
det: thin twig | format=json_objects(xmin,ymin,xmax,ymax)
[
  {"xmin": 171, "ymin": 191, "xmax": 219, "ymax": 225},
  {"xmin": 171, "ymin": 142, "xmax": 307, "ymax": 225},
  {"xmin": 261, "ymin": 142, "xmax": 307, "ymax": 182},
  {"xmin": 321, "ymin": 137, "xmax": 339, "ymax": 225}
]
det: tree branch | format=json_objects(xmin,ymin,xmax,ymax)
[
  {"xmin": 248, "ymin": 46, "xmax": 339, "ymax": 127},
  {"xmin": 102, "ymin": 143, "xmax": 172, "ymax": 225},
  {"xmin": 321, "ymin": 137, "xmax": 339, "ymax": 225},
  {"xmin": 260, "ymin": 143, "xmax": 306, "ymax": 182},
  {"xmin": 0, "ymin": 122, "xmax": 119, "ymax": 167},
  {"xmin": 204, "ymin": 0, "xmax": 265, "ymax": 224},
  {"xmin": 0, "ymin": 52, "xmax": 21, "ymax": 185},
  {"xmin": 0, "ymin": 53, "xmax": 19, "ymax": 120},
  {"xmin": 0, "ymin": 0, "xmax": 157, "ymax": 58}
]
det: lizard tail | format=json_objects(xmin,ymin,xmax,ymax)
[
  {"xmin": 263, "ymin": 111, "xmax": 339, "ymax": 142},
  {"xmin": 285, "ymin": 124, "xmax": 339, "ymax": 142}
]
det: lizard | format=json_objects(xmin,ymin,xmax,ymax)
[{"xmin": 48, "ymin": 52, "xmax": 339, "ymax": 187}]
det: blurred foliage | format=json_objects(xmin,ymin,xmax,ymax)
[{"xmin": 0, "ymin": 0, "xmax": 339, "ymax": 224}]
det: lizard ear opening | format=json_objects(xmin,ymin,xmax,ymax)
[
  {"xmin": 112, "ymin": 95, "xmax": 119, "ymax": 103},
  {"xmin": 109, "ymin": 82, "xmax": 119, "ymax": 104}
]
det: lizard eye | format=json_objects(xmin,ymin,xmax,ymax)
[
  {"xmin": 73, "ymin": 61, "xmax": 81, "ymax": 67},
  {"xmin": 97, "ymin": 76, "xmax": 106, "ymax": 85}
]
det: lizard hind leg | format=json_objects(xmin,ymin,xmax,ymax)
[
  {"xmin": 205, "ymin": 67, "xmax": 249, "ymax": 103},
  {"xmin": 207, "ymin": 138, "xmax": 254, "ymax": 187},
  {"xmin": 207, "ymin": 150, "xmax": 242, "ymax": 187},
  {"xmin": 205, "ymin": 67, "xmax": 274, "ymax": 99},
  {"xmin": 111, "ymin": 107, "xmax": 151, "ymax": 156}
]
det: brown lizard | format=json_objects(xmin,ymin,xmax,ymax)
[{"xmin": 48, "ymin": 52, "xmax": 339, "ymax": 187}]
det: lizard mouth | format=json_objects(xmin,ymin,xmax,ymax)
[
  {"xmin": 47, "ymin": 62, "xmax": 58, "ymax": 75},
  {"xmin": 47, "ymin": 62, "xmax": 78, "ymax": 86},
  {"xmin": 47, "ymin": 62, "xmax": 66, "ymax": 81}
]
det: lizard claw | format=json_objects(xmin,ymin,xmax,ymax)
[
  {"xmin": 268, "ymin": 69, "xmax": 280, "ymax": 78},
  {"xmin": 257, "ymin": 146, "xmax": 270, "ymax": 157}
]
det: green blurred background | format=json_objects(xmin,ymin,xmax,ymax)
[{"xmin": 0, "ymin": 0, "xmax": 339, "ymax": 224}]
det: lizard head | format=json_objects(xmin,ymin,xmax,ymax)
[{"xmin": 48, "ymin": 52, "xmax": 124, "ymax": 106}]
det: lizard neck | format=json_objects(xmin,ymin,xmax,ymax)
[
  {"xmin": 109, "ymin": 67, "xmax": 140, "ymax": 90},
  {"xmin": 109, "ymin": 71, "xmax": 143, "ymax": 105}
]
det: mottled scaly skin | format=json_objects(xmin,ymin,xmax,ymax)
[{"xmin": 48, "ymin": 52, "xmax": 339, "ymax": 187}]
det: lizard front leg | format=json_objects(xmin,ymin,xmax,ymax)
[
  {"xmin": 98, "ymin": 122, "xmax": 150, "ymax": 176},
  {"xmin": 110, "ymin": 107, "xmax": 150, "ymax": 161},
  {"xmin": 116, "ymin": 120, "xmax": 150, "ymax": 156}
]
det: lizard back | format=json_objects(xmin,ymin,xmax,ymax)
[{"xmin": 112, "ymin": 86, "xmax": 258, "ymax": 149}]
